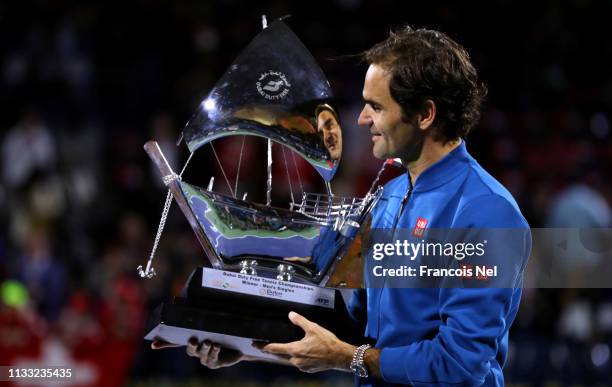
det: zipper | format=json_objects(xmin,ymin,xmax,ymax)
[
  {"xmin": 377, "ymin": 173, "xmax": 413, "ymax": 339},
  {"xmin": 392, "ymin": 173, "xmax": 414, "ymax": 232}
]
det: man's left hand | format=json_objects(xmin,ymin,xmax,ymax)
[{"xmin": 259, "ymin": 311, "xmax": 356, "ymax": 373}]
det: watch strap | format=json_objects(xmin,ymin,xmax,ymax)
[{"xmin": 350, "ymin": 344, "xmax": 371, "ymax": 378}]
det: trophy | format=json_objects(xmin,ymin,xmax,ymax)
[{"xmin": 138, "ymin": 17, "xmax": 390, "ymax": 362}]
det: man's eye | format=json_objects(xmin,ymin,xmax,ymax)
[{"xmin": 365, "ymin": 102, "xmax": 381, "ymax": 113}]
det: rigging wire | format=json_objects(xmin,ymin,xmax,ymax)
[
  {"xmin": 281, "ymin": 145, "xmax": 295, "ymax": 205},
  {"xmin": 266, "ymin": 139, "xmax": 272, "ymax": 206},
  {"xmin": 234, "ymin": 136, "xmax": 246, "ymax": 198},
  {"xmin": 291, "ymin": 151, "xmax": 304, "ymax": 196},
  {"xmin": 210, "ymin": 142, "xmax": 235, "ymax": 197}
]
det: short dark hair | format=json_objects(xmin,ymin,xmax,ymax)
[
  {"xmin": 315, "ymin": 103, "xmax": 339, "ymax": 122},
  {"xmin": 364, "ymin": 26, "xmax": 487, "ymax": 142}
]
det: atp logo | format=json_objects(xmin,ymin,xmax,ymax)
[
  {"xmin": 316, "ymin": 297, "xmax": 330, "ymax": 306},
  {"xmin": 256, "ymin": 70, "xmax": 291, "ymax": 100}
]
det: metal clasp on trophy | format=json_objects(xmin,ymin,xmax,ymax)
[
  {"xmin": 137, "ymin": 262, "xmax": 156, "ymax": 279},
  {"xmin": 240, "ymin": 260, "xmax": 258, "ymax": 276},
  {"xmin": 276, "ymin": 264, "xmax": 295, "ymax": 281}
]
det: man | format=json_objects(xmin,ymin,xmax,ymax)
[
  {"xmin": 316, "ymin": 103, "xmax": 343, "ymax": 161},
  {"xmin": 154, "ymin": 26, "xmax": 531, "ymax": 386}
]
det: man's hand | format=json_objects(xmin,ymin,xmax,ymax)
[
  {"xmin": 151, "ymin": 338, "xmax": 246, "ymax": 369},
  {"xmin": 259, "ymin": 311, "xmax": 356, "ymax": 373}
]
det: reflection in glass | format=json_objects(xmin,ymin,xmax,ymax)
[{"xmin": 316, "ymin": 104, "xmax": 342, "ymax": 162}]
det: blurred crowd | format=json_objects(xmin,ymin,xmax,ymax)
[{"xmin": 1, "ymin": 0, "xmax": 611, "ymax": 385}]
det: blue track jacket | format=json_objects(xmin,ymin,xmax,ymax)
[{"xmin": 348, "ymin": 142, "xmax": 531, "ymax": 386}]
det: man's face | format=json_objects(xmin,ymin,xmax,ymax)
[
  {"xmin": 317, "ymin": 109, "xmax": 342, "ymax": 161},
  {"xmin": 358, "ymin": 64, "xmax": 423, "ymax": 161}
]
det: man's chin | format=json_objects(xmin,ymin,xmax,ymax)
[
  {"xmin": 372, "ymin": 152, "xmax": 388, "ymax": 160},
  {"xmin": 372, "ymin": 146, "xmax": 388, "ymax": 160}
]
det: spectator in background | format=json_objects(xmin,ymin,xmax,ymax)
[
  {"xmin": 547, "ymin": 184, "xmax": 611, "ymax": 229},
  {"xmin": 0, "ymin": 280, "xmax": 44, "ymax": 365},
  {"xmin": 2, "ymin": 108, "xmax": 65, "ymax": 247},
  {"xmin": 15, "ymin": 227, "xmax": 67, "ymax": 323},
  {"xmin": 2, "ymin": 107, "xmax": 56, "ymax": 189}
]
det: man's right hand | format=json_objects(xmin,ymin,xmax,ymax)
[{"xmin": 151, "ymin": 338, "xmax": 247, "ymax": 369}]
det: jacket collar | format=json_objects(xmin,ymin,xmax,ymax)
[{"xmin": 410, "ymin": 140, "xmax": 471, "ymax": 193}]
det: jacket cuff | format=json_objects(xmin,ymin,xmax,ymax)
[{"xmin": 379, "ymin": 347, "xmax": 408, "ymax": 383}]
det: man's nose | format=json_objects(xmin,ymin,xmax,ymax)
[{"xmin": 357, "ymin": 106, "xmax": 371, "ymax": 126}]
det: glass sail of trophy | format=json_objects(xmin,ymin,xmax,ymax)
[{"xmin": 139, "ymin": 19, "xmax": 388, "ymax": 362}]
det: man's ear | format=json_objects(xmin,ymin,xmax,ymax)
[{"xmin": 418, "ymin": 99, "xmax": 436, "ymax": 130}]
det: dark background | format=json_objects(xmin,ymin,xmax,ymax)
[{"xmin": 1, "ymin": 0, "xmax": 611, "ymax": 385}]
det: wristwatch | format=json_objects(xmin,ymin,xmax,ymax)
[{"xmin": 350, "ymin": 344, "xmax": 371, "ymax": 378}]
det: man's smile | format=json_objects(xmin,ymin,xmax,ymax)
[{"xmin": 325, "ymin": 135, "xmax": 338, "ymax": 151}]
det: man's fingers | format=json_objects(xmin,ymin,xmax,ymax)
[
  {"xmin": 197, "ymin": 341, "xmax": 212, "ymax": 365},
  {"xmin": 203, "ymin": 344, "xmax": 222, "ymax": 369},
  {"xmin": 289, "ymin": 357, "xmax": 300, "ymax": 368},
  {"xmin": 198, "ymin": 340, "xmax": 212, "ymax": 356},
  {"xmin": 262, "ymin": 342, "xmax": 295, "ymax": 355},
  {"xmin": 151, "ymin": 340, "xmax": 180, "ymax": 350},
  {"xmin": 288, "ymin": 311, "xmax": 314, "ymax": 332},
  {"xmin": 209, "ymin": 344, "xmax": 221, "ymax": 361},
  {"xmin": 251, "ymin": 340, "xmax": 268, "ymax": 350},
  {"xmin": 186, "ymin": 337, "xmax": 201, "ymax": 357}
]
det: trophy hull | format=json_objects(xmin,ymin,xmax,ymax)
[
  {"xmin": 144, "ymin": 267, "xmax": 363, "ymax": 362},
  {"xmin": 144, "ymin": 140, "xmax": 382, "ymax": 287}
]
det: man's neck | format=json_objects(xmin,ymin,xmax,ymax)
[{"xmin": 403, "ymin": 137, "xmax": 462, "ymax": 183}]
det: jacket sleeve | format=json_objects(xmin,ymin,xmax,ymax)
[
  {"xmin": 380, "ymin": 287, "xmax": 516, "ymax": 385},
  {"xmin": 347, "ymin": 288, "xmax": 367, "ymax": 325},
  {"xmin": 379, "ymin": 194, "xmax": 531, "ymax": 385}
]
